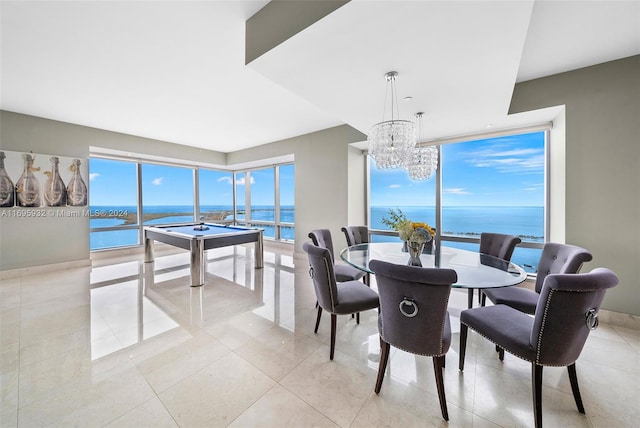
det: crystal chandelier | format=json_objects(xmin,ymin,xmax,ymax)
[
  {"xmin": 367, "ymin": 71, "xmax": 416, "ymax": 169},
  {"xmin": 405, "ymin": 112, "xmax": 438, "ymax": 181}
]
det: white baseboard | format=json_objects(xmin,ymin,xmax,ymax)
[{"xmin": 0, "ymin": 258, "xmax": 91, "ymax": 280}]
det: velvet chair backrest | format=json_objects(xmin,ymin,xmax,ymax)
[
  {"xmin": 534, "ymin": 243, "xmax": 593, "ymax": 294},
  {"xmin": 531, "ymin": 268, "xmax": 619, "ymax": 366},
  {"xmin": 479, "ymin": 233, "xmax": 522, "ymax": 261},
  {"xmin": 303, "ymin": 241, "xmax": 339, "ymax": 312},
  {"xmin": 308, "ymin": 229, "xmax": 336, "ymax": 261},
  {"xmin": 341, "ymin": 226, "xmax": 369, "ymax": 246},
  {"xmin": 370, "ymin": 259, "xmax": 457, "ymax": 356}
]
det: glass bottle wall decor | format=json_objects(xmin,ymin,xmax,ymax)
[
  {"xmin": 16, "ymin": 153, "xmax": 41, "ymax": 207},
  {"xmin": 67, "ymin": 158, "xmax": 87, "ymax": 206},
  {"xmin": 44, "ymin": 156, "xmax": 67, "ymax": 206},
  {"xmin": 0, "ymin": 151, "xmax": 16, "ymax": 207}
]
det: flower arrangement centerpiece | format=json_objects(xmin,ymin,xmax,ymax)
[
  {"xmin": 382, "ymin": 209, "xmax": 435, "ymax": 264},
  {"xmin": 397, "ymin": 221, "xmax": 434, "ymax": 244}
]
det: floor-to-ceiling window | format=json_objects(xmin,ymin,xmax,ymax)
[
  {"xmin": 141, "ymin": 163, "xmax": 194, "ymax": 225},
  {"xmin": 369, "ymin": 163, "xmax": 436, "ymax": 239},
  {"xmin": 90, "ymin": 157, "xmax": 294, "ymax": 251},
  {"xmin": 249, "ymin": 167, "xmax": 276, "ymax": 238},
  {"xmin": 199, "ymin": 169, "xmax": 234, "ymax": 224},
  {"xmin": 233, "ymin": 164, "xmax": 295, "ymax": 241},
  {"xmin": 369, "ymin": 129, "xmax": 546, "ymax": 273},
  {"xmin": 88, "ymin": 158, "xmax": 139, "ymax": 249}
]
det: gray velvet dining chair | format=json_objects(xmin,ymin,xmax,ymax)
[
  {"xmin": 341, "ymin": 225, "xmax": 370, "ymax": 285},
  {"xmin": 308, "ymin": 229, "xmax": 365, "ymax": 283},
  {"xmin": 341, "ymin": 225, "xmax": 369, "ymax": 246},
  {"xmin": 481, "ymin": 242, "xmax": 592, "ymax": 315},
  {"xmin": 369, "ymin": 259, "xmax": 457, "ymax": 421},
  {"xmin": 303, "ymin": 242, "xmax": 380, "ymax": 360},
  {"xmin": 459, "ymin": 268, "xmax": 619, "ymax": 428},
  {"xmin": 470, "ymin": 233, "xmax": 522, "ymax": 308}
]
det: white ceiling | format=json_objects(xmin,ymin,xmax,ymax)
[{"xmin": 2, "ymin": 1, "xmax": 639, "ymax": 154}]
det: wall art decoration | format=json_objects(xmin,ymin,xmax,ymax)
[{"xmin": 0, "ymin": 150, "xmax": 88, "ymax": 208}]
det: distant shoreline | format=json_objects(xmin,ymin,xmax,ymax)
[{"xmin": 90, "ymin": 210, "xmax": 235, "ymax": 225}]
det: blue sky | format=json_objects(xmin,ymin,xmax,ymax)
[
  {"xmin": 370, "ymin": 131, "xmax": 545, "ymax": 207},
  {"xmin": 89, "ymin": 160, "xmax": 294, "ymax": 206},
  {"xmin": 89, "ymin": 131, "xmax": 542, "ymax": 207}
]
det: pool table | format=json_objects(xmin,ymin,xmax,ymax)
[{"xmin": 144, "ymin": 223, "xmax": 264, "ymax": 286}]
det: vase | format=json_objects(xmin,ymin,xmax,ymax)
[
  {"xmin": 406, "ymin": 241, "xmax": 425, "ymax": 267},
  {"xmin": 423, "ymin": 238, "xmax": 434, "ymax": 254}
]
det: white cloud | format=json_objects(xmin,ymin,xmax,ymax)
[
  {"xmin": 523, "ymin": 182, "xmax": 544, "ymax": 191},
  {"xmin": 464, "ymin": 145, "xmax": 544, "ymax": 173},
  {"xmin": 236, "ymin": 176, "xmax": 255, "ymax": 186},
  {"xmin": 388, "ymin": 184, "xmax": 401, "ymax": 189},
  {"xmin": 89, "ymin": 173, "xmax": 100, "ymax": 181},
  {"xmin": 152, "ymin": 177, "xmax": 163, "ymax": 186},
  {"xmin": 444, "ymin": 188, "xmax": 470, "ymax": 195},
  {"xmin": 216, "ymin": 176, "xmax": 256, "ymax": 185}
]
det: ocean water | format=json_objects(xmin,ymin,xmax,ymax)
[
  {"xmin": 370, "ymin": 205, "xmax": 543, "ymax": 272},
  {"xmin": 370, "ymin": 206, "xmax": 543, "ymax": 241},
  {"xmin": 90, "ymin": 205, "xmax": 543, "ymax": 272},
  {"xmin": 89, "ymin": 205, "xmax": 295, "ymax": 249}
]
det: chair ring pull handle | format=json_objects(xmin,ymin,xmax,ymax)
[
  {"xmin": 399, "ymin": 298, "xmax": 418, "ymax": 318},
  {"xmin": 308, "ymin": 267, "xmax": 315, "ymax": 279},
  {"xmin": 585, "ymin": 308, "xmax": 599, "ymax": 330}
]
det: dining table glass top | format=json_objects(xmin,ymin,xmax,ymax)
[{"xmin": 339, "ymin": 242, "xmax": 527, "ymax": 289}]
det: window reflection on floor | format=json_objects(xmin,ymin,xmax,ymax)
[{"xmin": 89, "ymin": 244, "xmax": 296, "ymax": 359}]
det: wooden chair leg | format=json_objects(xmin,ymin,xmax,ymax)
[
  {"xmin": 314, "ymin": 306, "xmax": 322, "ymax": 333},
  {"xmin": 494, "ymin": 343, "xmax": 505, "ymax": 360},
  {"xmin": 375, "ymin": 340, "xmax": 391, "ymax": 393},
  {"xmin": 567, "ymin": 363, "xmax": 585, "ymax": 414},
  {"xmin": 459, "ymin": 324, "xmax": 468, "ymax": 371},
  {"xmin": 532, "ymin": 364, "xmax": 543, "ymax": 428},
  {"xmin": 433, "ymin": 355, "xmax": 449, "ymax": 421},
  {"xmin": 467, "ymin": 288, "xmax": 474, "ymax": 309},
  {"xmin": 356, "ymin": 312, "xmax": 360, "ymax": 324},
  {"xmin": 480, "ymin": 293, "xmax": 486, "ymax": 307},
  {"xmin": 330, "ymin": 313, "xmax": 337, "ymax": 360}
]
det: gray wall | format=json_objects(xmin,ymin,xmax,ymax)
[{"xmin": 510, "ymin": 55, "xmax": 640, "ymax": 315}]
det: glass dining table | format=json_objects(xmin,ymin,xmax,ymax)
[{"xmin": 339, "ymin": 242, "xmax": 527, "ymax": 308}]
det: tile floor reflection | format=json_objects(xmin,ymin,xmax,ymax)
[{"xmin": 1, "ymin": 242, "xmax": 639, "ymax": 427}]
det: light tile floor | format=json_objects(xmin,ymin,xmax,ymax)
[{"xmin": 1, "ymin": 243, "xmax": 639, "ymax": 427}]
